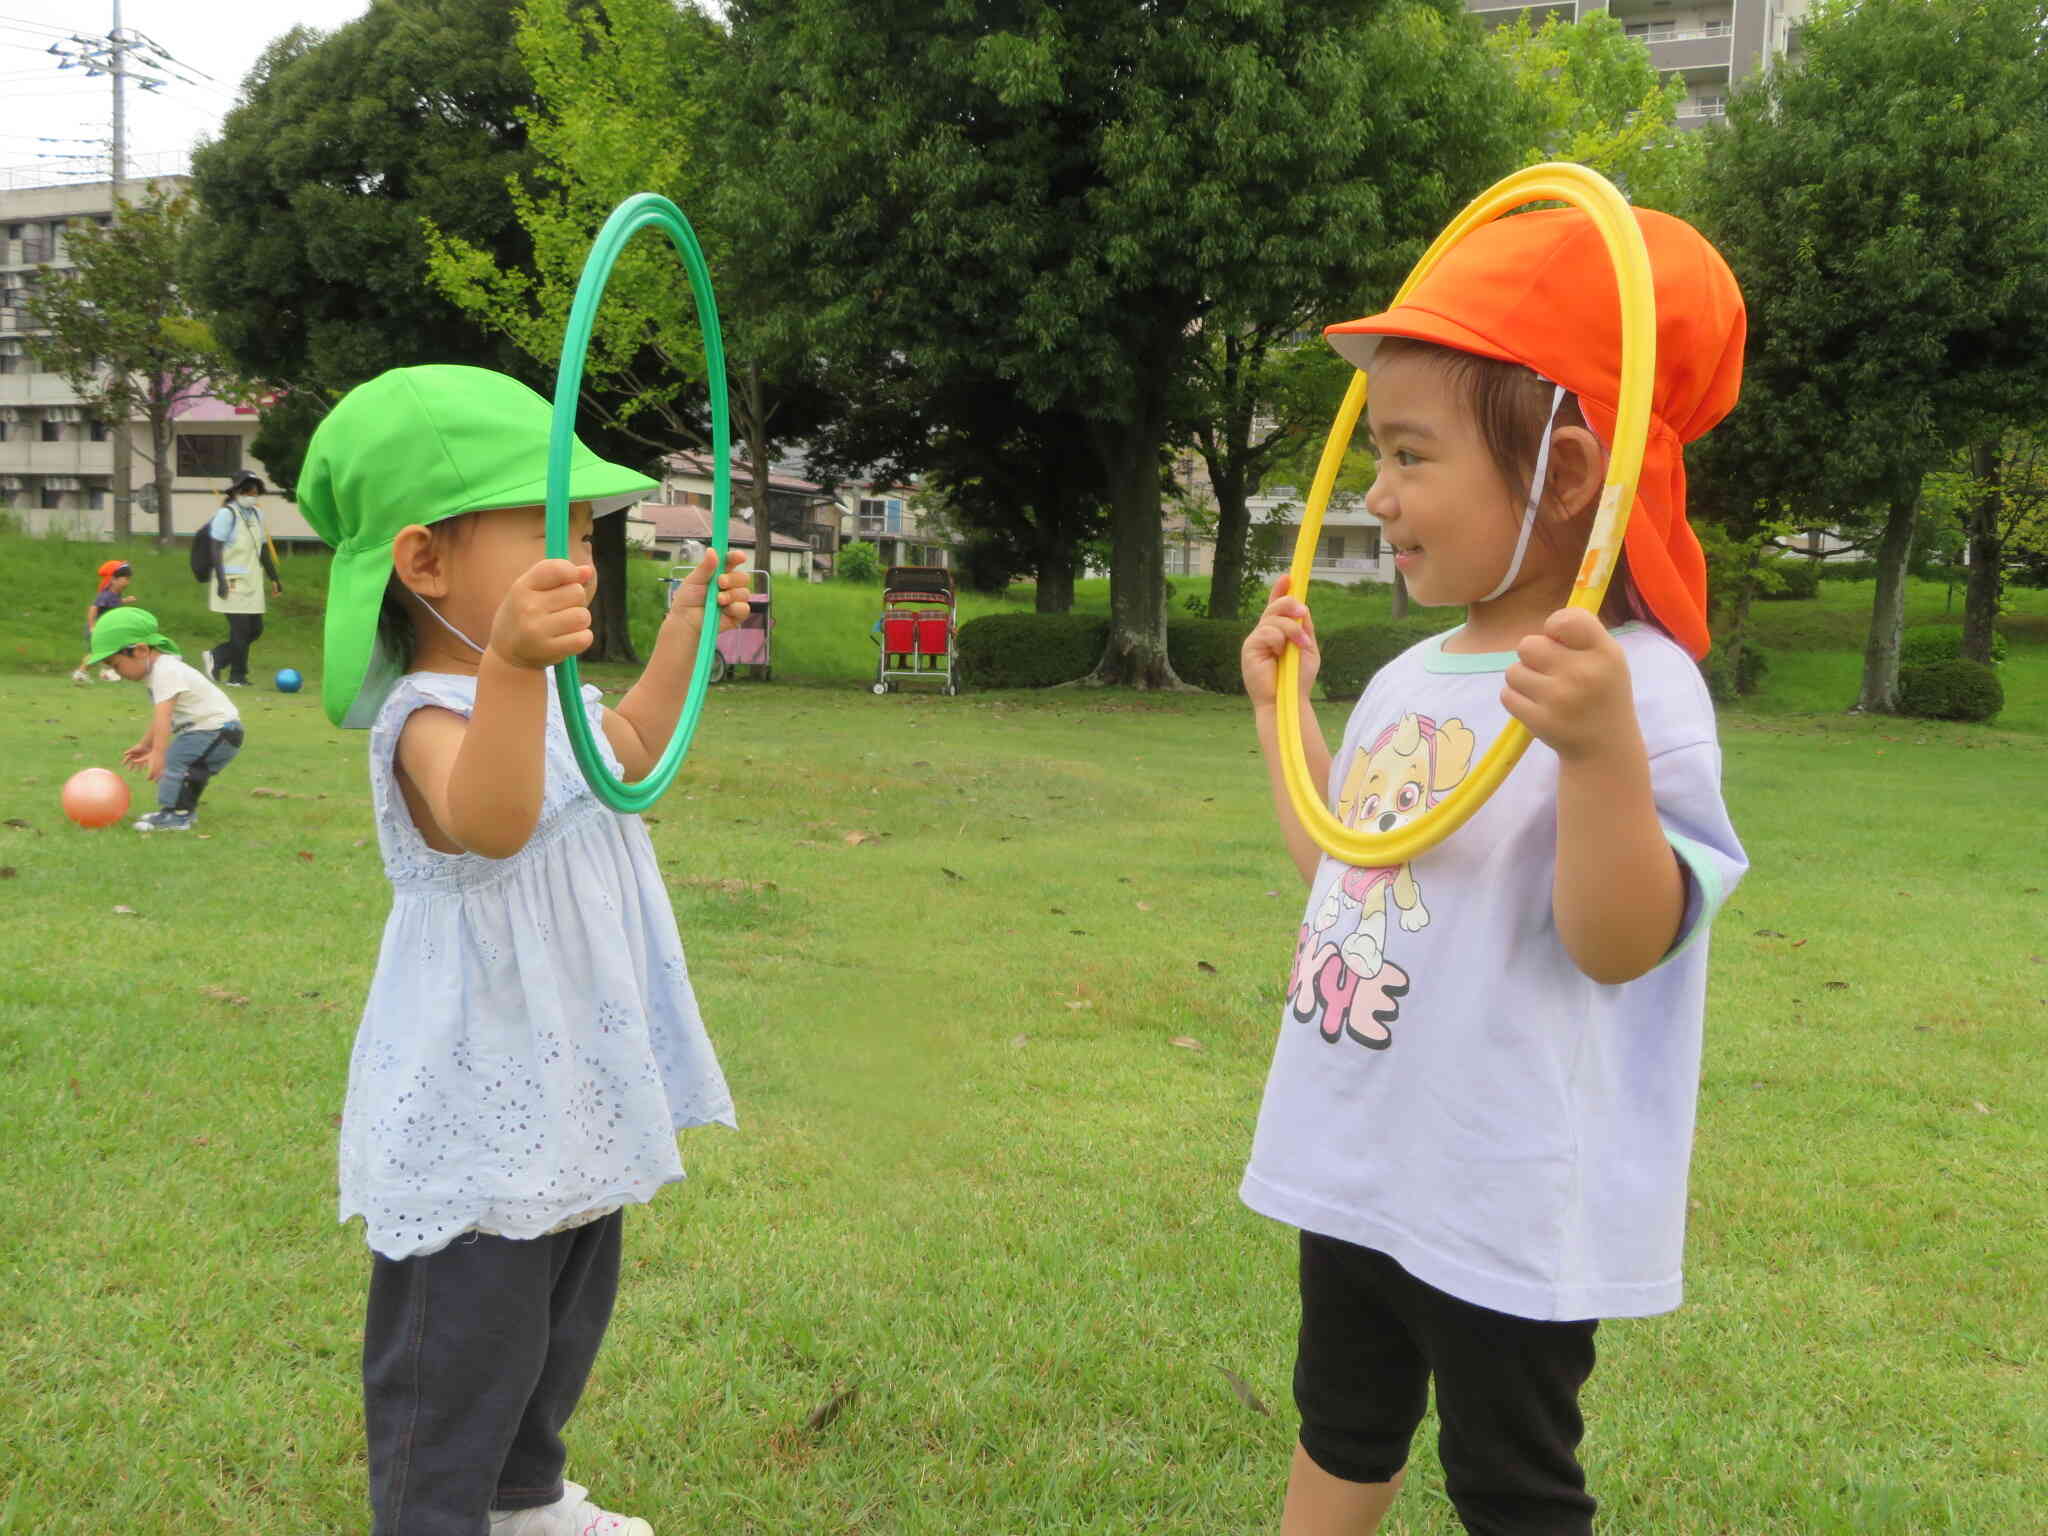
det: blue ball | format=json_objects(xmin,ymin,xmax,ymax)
[{"xmin": 275, "ymin": 668, "xmax": 303, "ymax": 694}]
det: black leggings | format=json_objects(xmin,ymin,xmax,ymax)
[
  {"xmin": 1294, "ymin": 1232, "xmax": 1600, "ymax": 1536},
  {"xmin": 210, "ymin": 611, "xmax": 264, "ymax": 683}
]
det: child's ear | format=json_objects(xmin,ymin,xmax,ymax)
[
  {"xmin": 391, "ymin": 524, "xmax": 450, "ymax": 599},
  {"xmin": 1542, "ymin": 425, "xmax": 1608, "ymax": 523}
]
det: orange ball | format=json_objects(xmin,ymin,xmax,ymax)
[{"xmin": 62, "ymin": 767, "xmax": 131, "ymax": 829}]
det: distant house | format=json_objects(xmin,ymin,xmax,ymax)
[
  {"xmin": 635, "ymin": 500, "xmax": 814, "ymax": 578},
  {"xmin": 832, "ymin": 479, "xmax": 953, "ymax": 570},
  {"xmin": 664, "ymin": 451, "xmax": 840, "ymax": 577}
]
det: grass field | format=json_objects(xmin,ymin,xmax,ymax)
[{"xmin": 1, "ymin": 531, "xmax": 2043, "ymax": 1533}]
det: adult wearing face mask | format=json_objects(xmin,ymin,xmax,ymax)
[{"xmin": 203, "ymin": 472, "xmax": 283, "ymax": 686}]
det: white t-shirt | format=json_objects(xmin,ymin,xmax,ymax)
[
  {"xmin": 148, "ymin": 654, "xmax": 238, "ymax": 734},
  {"xmin": 1240, "ymin": 623, "xmax": 1747, "ymax": 1322}
]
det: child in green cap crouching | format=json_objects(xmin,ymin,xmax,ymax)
[
  {"xmin": 299, "ymin": 366, "xmax": 750, "ymax": 1536},
  {"xmin": 90, "ymin": 606, "xmax": 245, "ymax": 832}
]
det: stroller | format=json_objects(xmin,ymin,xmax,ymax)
[
  {"xmin": 662, "ymin": 565, "xmax": 773, "ymax": 682},
  {"xmin": 870, "ymin": 566, "xmax": 957, "ymax": 695}
]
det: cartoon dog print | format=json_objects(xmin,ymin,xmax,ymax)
[{"xmin": 1287, "ymin": 712, "xmax": 1474, "ymax": 1048}]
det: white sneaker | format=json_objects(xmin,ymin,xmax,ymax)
[
  {"xmin": 71, "ymin": 668, "xmax": 91, "ymax": 684},
  {"xmin": 134, "ymin": 809, "xmax": 196, "ymax": 832},
  {"xmin": 489, "ymin": 1481, "xmax": 652, "ymax": 1536}
]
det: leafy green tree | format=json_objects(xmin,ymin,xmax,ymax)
[
  {"xmin": 24, "ymin": 186, "xmax": 236, "ymax": 544},
  {"xmin": 728, "ymin": 0, "xmax": 1524, "ymax": 685},
  {"xmin": 1922, "ymin": 427, "xmax": 2048, "ymax": 654},
  {"xmin": 1487, "ymin": 11, "xmax": 1698, "ymax": 214},
  {"xmin": 1693, "ymin": 0, "xmax": 2048, "ymax": 712},
  {"xmin": 426, "ymin": 0, "xmax": 844, "ymax": 658},
  {"xmin": 185, "ymin": 0, "xmax": 544, "ymax": 488}
]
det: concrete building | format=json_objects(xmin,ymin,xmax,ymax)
[
  {"xmin": 1465, "ymin": 0, "xmax": 1811, "ymax": 125},
  {"xmin": 0, "ymin": 175, "xmax": 299, "ymax": 543}
]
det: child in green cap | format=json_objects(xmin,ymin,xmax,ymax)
[
  {"xmin": 298, "ymin": 365, "xmax": 749, "ymax": 1536},
  {"xmin": 88, "ymin": 605, "xmax": 245, "ymax": 832}
]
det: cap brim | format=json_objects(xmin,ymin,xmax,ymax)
[
  {"xmin": 1325, "ymin": 305, "xmax": 1533, "ymax": 375},
  {"xmin": 451, "ymin": 456, "xmax": 658, "ymax": 522},
  {"xmin": 85, "ymin": 629, "xmax": 177, "ymax": 665}
]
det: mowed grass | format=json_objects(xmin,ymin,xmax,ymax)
[{"xmin": 2, "ymin": 575, "xmax": 2043, "ymax": 1536}]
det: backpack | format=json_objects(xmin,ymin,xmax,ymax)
[{"xmin": 188, "ymin": 522, "xmax": 217, "ymax": 583}]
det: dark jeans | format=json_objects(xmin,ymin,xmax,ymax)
[
  {"xmin": 209, "ymin": 611, "xmax": 265, "ymax": 684},
  {"xmin": 364, "ymin": 1212, "xmax": 622, "ymax": 1536},
  {"xmin": 1295, "ymin": 1231, "xmax": 1600, "ymax": 1536},
  {"xmin": 160, "ymin": 722, "xmax": 242, "ymax": 813}
]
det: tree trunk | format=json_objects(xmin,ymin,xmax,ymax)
[
  {"xmin": 111, "ymin": 405, "xmax": 133, "ymax": 541},
  {"xmin": 1960, "ymin": 438, "xmax": 2002, "ymax": 665},
  {"xmin": 1034, "ymin": 515, "xmax": 1076, "ymax": 613},
  {"xmin": 1723, "ymin": 539, "xmax": 1762, "ymax": 692},
  {"xmin": 586, "ymin": 510, "xmax": 636, "ymax": 663},
  {"xmin": 1206, "ymin": 467, "xmax": 1249, "ymax": 620},
  {"xmin": 1389, "ymin": 567, "xmax": 1410, "ymax": 619},
  {"xmin": 1090, "ymin": 407, "xmax": 1181, "ymax": 688},
  {"xmin": 1856, "ymin": 489, "xmax": 1919, "ymax": 713},
  {"xmin": 150, "ymin": 407, "xmax": 175, "ymax": 548}
]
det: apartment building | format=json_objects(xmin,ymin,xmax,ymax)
[
  {"xmin": 0, "ymin": 175, "xmax": 300, "ymax": 542},
  {"xmin": 1465, "ymin": 0, "xmax": 1811, "ymax": 125}
]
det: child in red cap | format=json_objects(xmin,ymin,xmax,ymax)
[
  {"xmin": 1239, "ymin": 206, "xmax": 1749, "ymax": 1536},
  {"xmin": 72, "ymin": 557, "xmax": 135, "ymax": 683}
]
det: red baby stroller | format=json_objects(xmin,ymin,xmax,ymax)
[{"xmin": 870, "ymin": 566, "xmax": 957, "ymax": 695}]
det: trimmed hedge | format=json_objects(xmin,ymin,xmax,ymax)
[
  {"xmin": 1317, "ymin": 619, "xmax": 1448, "ymax": 701},
  {"xmin": 1896, "ymin": 659, "xmax": 2003, "ymax": 722},
  {"xmin": 955, "ymin": 613, "xmax": 1109, "ymax": 688},
  {"xmin": 1166, "ymin": 616, "xmax": 1252, "ymax": 694},
  {"xmin": 1899, "ymin": 625, "xmax": 2008, "ymax": 667}
]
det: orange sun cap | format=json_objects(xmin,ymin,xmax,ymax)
[{"xmin": 1324, "ymin": 205, "xmax": 1746, "ymax": 660}]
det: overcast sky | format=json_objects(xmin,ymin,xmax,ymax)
[{"xmin": 0, "ymin": 0, "xmax": 371, "ymax": 188}]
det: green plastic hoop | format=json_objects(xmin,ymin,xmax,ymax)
[{"xmin": 548, "ymin": 192, "xmax": 729, "ymax": 814}]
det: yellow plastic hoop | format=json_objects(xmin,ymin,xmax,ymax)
[{"xmin": 1277, "ymin": 162, "xmax": 1656, "ymax": 866}]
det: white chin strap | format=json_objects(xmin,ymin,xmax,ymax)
[
  {"xmin": 415, "ymin": 595, "xmax": 487, "ymax": 657},
  {"xmin": 1479, "ymin": 383, "xmax": 1570, "ymax": 603}
]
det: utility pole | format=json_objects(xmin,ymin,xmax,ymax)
[{"xmin": 108, "ymin": 0, "xmax": 132, "ymax": 541}]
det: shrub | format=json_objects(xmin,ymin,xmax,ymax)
[
  {"xmin": 955, "ymin": 612, "xmax": 1108, "ymax": 688},
  {"xmin": 1166, "ymin": 616, "xmax": 1253, "ymax": 694},
  {"xmin": 1317, "ymin": 619, "xmax": 1446, "ymax": 701},
  {"xmin": 1699, "ymin": 640, "xmax": 1771, "ymax": 704},
  {"xmin": 1815, "ymin": 558, "xmax": 1879, "ymax": 582},
  {"xmin": 1755, "ymin": 556, "xmax": 1821, "ymax": 600},
  {"xmin": 836, "ymin": 540, "xmax": 881, "ymax": 583},
  {"xmin": 1896, "ymin": 659, "xmax": 2003, "ymax": 722},
  {"xmin": 1899, "ymin": 625, "xmax": 2008, "ymax": 667}
]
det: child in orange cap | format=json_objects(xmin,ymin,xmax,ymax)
[
  {"xmin": 1238, "ymin": 206, "xmax": 1749, "ymax": 1536},
  {"xmin": 72, "ymin": 557, "xmax": 135, "ymax": 683}
]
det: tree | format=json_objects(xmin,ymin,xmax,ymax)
[
  {"xmin": 24, "ymin": 186, "xmax": 236, "ymax": 544},
  {"xmin": 426, "ymin": 0, "xmax": 845, "ymax": 659},
  {"xmin": 1693, "ymin": 0, "xmax": 2048, "ymax": 712},
  {"xmin": 1922, "ymin": 426, "xmax": 2048, "ymax": 656},
  {"xmin": 185, "ymin": 0, "xmax": 545, "ymax": 488},
  {"xmin": 1487, "ymin": 11, "xmax": 1698, "ymax": 214},
  {"xmin": 728, "ymin": 0, "xmax": 1525, "ymax": 685}
]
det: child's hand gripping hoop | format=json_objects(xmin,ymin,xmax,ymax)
[
  {"xmin": 1278, "ymin": 162, "xmax": 1656, "ymax": 865},
  {"xmin": 548, "ymin": 192, "xmax": 729, "ymax": 814}
]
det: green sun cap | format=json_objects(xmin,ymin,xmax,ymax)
[
  {"xmin": 296, "ymin": 365, "xmax": 659, "ymax": 729},
  {"xmin": 85, "ymin": 605, "xmax": 178, "ymax": 665}
]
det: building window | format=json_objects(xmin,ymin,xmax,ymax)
[
  {"xmin": 858, "ymin": 496, "xmax": 907, "ymax": 534},
  {"xmin": 41, "ymin": 485, "xmax": 62, "ymax": 510},
  {"xmin": 1360, "ymin": 526, "xmax": 1382, "ymax": 561},
  {"xmin": 90, "ymin": 420, "xmax": 110, "ymax": 442},
  {"xmin": 1624, "ymin": 19, "xmax": 1676, "ymax": 38},
  {"xmin": 175, "ymin": 433, "xmax": 243, "ymax": 479},
  {"xmin": 41, "ymin": 417, "xmax": 62, "ymax": 443},
  {"xmin": 0, "ymin": 421, "xmax": 8, "ymax": 442},
  {"xmin": 1317, "ymin": 533, "xmax": 1346, "ymax": 562},
  {"xmin": 87, "ymin": 487, "xmax": 105, "ymax": 510},
  {"xmin": 0, "ymin": 355, "xmax": 14, "ymax": 375}
]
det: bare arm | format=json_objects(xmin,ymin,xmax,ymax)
[
  {"xmin": 603, "ymin": 551, "xmax": 751, "ymax": 779},
  {"xmin": 396, "ymin": 557, "xmax": 598, "ymax": 859},
  {"xmin": 125, "ymin": 697, "xmax": 176, "ymax": 779},
  {"xmin": 1503, "ymin": 609, "xmax": 1684, "ymax": 985},
  {"xmin": 1242, "ymin": 576, "xmax": 1332, "ymax": 886}
]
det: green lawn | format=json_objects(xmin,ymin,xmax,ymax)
[{"xmin": 1, "ymin": 532, "xmax": 2042, "ymax": 1532}]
